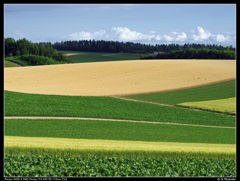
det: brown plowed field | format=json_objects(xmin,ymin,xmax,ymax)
[{"xmin": 4, "ymin": 59, "xmax": 236, "ymax": 96}]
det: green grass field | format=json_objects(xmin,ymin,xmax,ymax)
[
  {"xmin": 124, "ymin": 79, "xmax": 235, "ymax": 105},
  {"xmin": 4, "ymin": 90, "xmax": 236, "ymax": 127},
  {"xmin": 4, "ymin": 119, "xmax": 235, "ymax": 144},
  {"xmin": 178, "ymin": 97, "xmax": 236, "ymax": 115},
  {"xmin": 59, "ymin": 50, "xmax": 142, "ymax": 63}
]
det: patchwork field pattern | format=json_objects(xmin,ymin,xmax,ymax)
[{"xmin": 4, "ymin": 59, "xmax": 236, "ymax": 176}]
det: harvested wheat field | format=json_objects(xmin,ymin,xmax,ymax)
[{"xmin": 4, "ymin": 59, "xmax": 236, "ymax": 96}]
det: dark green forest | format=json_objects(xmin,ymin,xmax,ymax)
[
  {"xmin": 52, "ymin": 40, "xmax": 235, "ymax": 55},
  {"xmin": 4, "ymin": 37, "xmax": 236, "ymax": 66},
  {"xmin": 4, "ymin": 37, "xmax": 71, "ymax": 66},
  {"xmin": 141, "ymin": 47, "xmax": 235, "ymax": 60}
]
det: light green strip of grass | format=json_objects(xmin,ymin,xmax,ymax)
[
  {"xmin": 178, "ymin": 97, "xmax": 236, "ymax": 114},
  {"xmin": 124, "ymin": 79, "xmax": 235, "ymax": 105},
  {"xmin": 4, "ymin": 60, "xmax": 21, "ymax": 67},
  {"xmin": 4, "ymin": 119, "xmax": 236, "ymax": 144},
  {"xmin": 4, "ymin": 136, "xmax": 236, "ymax": 160},
  {"xmin": 4, "ymin": 90, "xmax": 236, "ymax": 127}
]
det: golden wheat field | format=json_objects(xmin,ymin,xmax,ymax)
[{"xmin": 4, "ymin": 59, "xmax": 236, "ymax": 96}]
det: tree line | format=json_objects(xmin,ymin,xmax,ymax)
[
  {"xmin": 52, "ymin": 39, "xmax": 235, "ymax": 54},
  {"xmin": 141, "ymin": 47, "xmax": 235, "ymax": 60},
  {"xmin": 5, "ymin": 37, "xmax": 236, "ymax": 65},
  {"xmin": 4, "ymin": 37, "xmax": 70, "ymax": 64}
]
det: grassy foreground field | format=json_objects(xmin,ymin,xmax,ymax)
[
  {"xmin": 4, "ymin": 118, "xmax": 236, "ymax": 176},
  {"xmin": 4, "ymin": 90, "xmax": 236, "ymax": 127}
]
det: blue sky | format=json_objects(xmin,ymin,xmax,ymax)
[{"xmin": 4, "ymin": 4, "xmax": 236, "ymax": 46}]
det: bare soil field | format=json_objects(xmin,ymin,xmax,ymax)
[
  {"xmin": 4, "ymin": 59, "xmax": 236, "ymax": 96},
  {"xmin": 63, "ymin": 53, "xmax": 81, "ymax": 56}
]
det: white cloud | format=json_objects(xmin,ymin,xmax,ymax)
[
  {"xmin": 193, "ymin": 26, "xmax": 211, "ymax": 41},
  {"xmin": 68, "ymin": 30, "xmax": 106, "ymax": 40},
  {"xmin": 66, "ymin": 26, "xmax": 234, "ymax": 46},
  {"xmin": 68, "ymin": 31, "xmax": 92, "ymax": 40},
  {"xmin": 93, "ymin": 30, "xmax": 106, "ymax": 38},
  {"xmin": 215, "ymin": 34, "xmax": 229, "ymax": 42},
  {"xmin": 155, "ymin": 35, "xmax": 162, "ymax": 41},
  {"xmin": 163, "ymin": 35, "xmax": 174, "ymax": 41},
  {"xmin": 175, "ymin": 32, "xmax": 187, "ymax": 41},
  {"xmin": 112, "ymin": 27, "xmax": 154, "ymax": 41}
]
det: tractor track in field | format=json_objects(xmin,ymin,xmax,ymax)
[{"xmin": 4, "ymin": 116, "xmax": 235, "ymax": 129}]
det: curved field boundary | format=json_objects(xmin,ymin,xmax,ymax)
[
  {"xmin": 110, "ymin": 96, "xmax": 236, "ymax": 117},
  {"xmin": 113, "ymin": 78, "xmax": 236, "ymax": 97},
  {"xmin": 4, "ymin": 116, "xmax": 236, "ymax": 129},
  {"xmin": 4, "ymin": 60, "xmax": 236, "ymax": 96}
]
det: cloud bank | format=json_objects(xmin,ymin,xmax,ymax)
[{"xmin": 67, "ymin": 26, "xmax": 234, "ymax": 45}]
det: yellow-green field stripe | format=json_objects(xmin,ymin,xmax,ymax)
[
  {"xmin": 178, "ymin": 97, "xmax": 236, "ymax": 114},
  {"xmin": 4, "ymin": 136, "xmax": 236, "ymax": 155}
]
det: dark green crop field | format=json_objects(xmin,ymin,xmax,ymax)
[
  {"xmin": 4, "ymin": 154, "xmax": 236, "ymax": 177},
  {"xmin": 124, "ymin": 79, "xmax": 236, "ymax": 105},
  {"xmin": 59, "ymin": 51, "xmax": 142, "ymax": 63},
  {"xmin": 4, "ymin": 90, "xmax": 236, "ymax": 127},
  {"xmin": 4, "ymin": 118, "xmax": 235, "ymax": 144}
]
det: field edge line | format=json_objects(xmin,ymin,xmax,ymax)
[{"xmin": 4, "ymin": 116, "xmax": 236, "ymax": 129}]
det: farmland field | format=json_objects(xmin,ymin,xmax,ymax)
[
  {"xmin": 124, "ymin": 79, "xmax": 235, "ymax": 105},
  {"xmin": 4, "ymin": 59, "xmax": 236, "ymax": 177},
  {"xmin": 59, "ymin": 50, "xmax": 142, "ymax": 63},
  {"xmin": 4, "ymin": 90, "xmax": 236, "ymax": 127},
  {"xmin": 5, "ymin": 154, "xmax": 235, "ymax": 177},
  {"xmin": 178, "ymin": 97, "xmax": 236, "ymax": 115},
  {"xmin": 4, "ymin": 59, "xmax": 236, "ymax": 96},
  {"xmin": 4, "ymin": 119, "xmax": 235, "ymax": 144}
]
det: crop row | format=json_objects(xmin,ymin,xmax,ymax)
[{"xmin": 4, "ymin": 154, "xmax": 236, "ymax": 177}]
